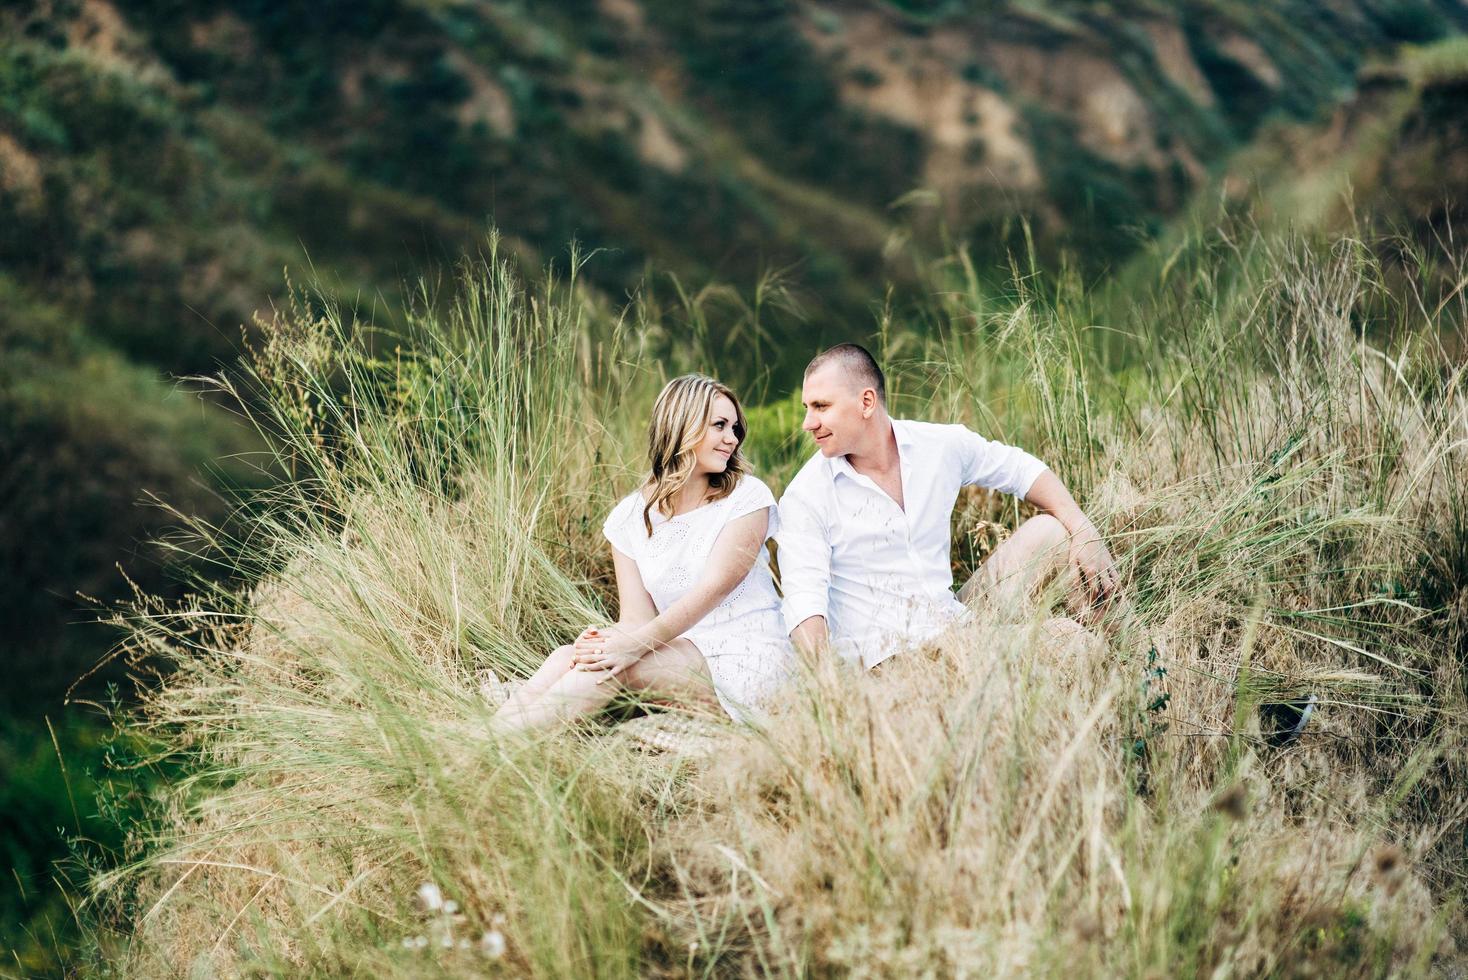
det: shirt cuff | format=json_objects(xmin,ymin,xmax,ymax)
[
  {"xmin": 781, "ymin": 593, "xmax": 828, "ymax": 637},
  {"xmin": 1014, "ymin": 461, "xmax": 1050, "ymax": 500}
]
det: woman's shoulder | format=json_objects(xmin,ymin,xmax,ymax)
[
  {"xmin": 736, "ymin": 472, "xmax": 773, "ymax": 492},
  {"xmin": 620, "ymin": 484, "xmax": 652, "ymax": 506},
  {"xmin": 605, "ymin": 486, "xmax": 651, "ymax": 526},
  {"xmin": 726, "ymin": 473, "xmax": 776, "ymax": 510},
  {"xmin": 602, "ymin": 485, "xmax": 655, "ymax": 554}
]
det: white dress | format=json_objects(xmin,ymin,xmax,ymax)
[{"xmin": 601, "ymin": 475, "xmax": 795, "ymax": 722}]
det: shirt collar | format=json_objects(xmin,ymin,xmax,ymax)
[{"xmin": 826, "ymin": 419, "xmax": 915, "ymax": 482}]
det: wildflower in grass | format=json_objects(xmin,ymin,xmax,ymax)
[
  {"xmin": 480, "ymin": 930, "xmax": 507, "ymax": 958},
  {"xmin": 416, "ymin": 882, "xmax": 443, "ymax": 913}
]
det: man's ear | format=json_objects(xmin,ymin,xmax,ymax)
[{"xmin": 861, "ymin": 388, "xmax": 876, "ymax": 418}]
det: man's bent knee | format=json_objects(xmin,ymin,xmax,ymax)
[{"xmin": 1021, "ymin": 513, "xmax": 1067, "ymax": 549}]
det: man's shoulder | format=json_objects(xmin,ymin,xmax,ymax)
[
  {"xmin": 894, "ymin": 417, "xmax": 972, "ymax": 445},
  {"xmin": 780, "ymin": 452, "xmax": 833, "ymax": 502}
]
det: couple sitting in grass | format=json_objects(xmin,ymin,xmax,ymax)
[{"xmin": 491, "ymin": 344, "xmax": 1119, "ymax": 733}]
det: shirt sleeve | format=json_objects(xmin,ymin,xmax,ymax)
[
  {"xmin": 601, "ymin": 495, "xmax": 640, "ymax": 556},
  {"xmin": 774, "ymin": 477, "xmax": 832, "ymax": 634},
  {"xmin": 952, "ymin": 424, "xmax": 1049, "ymax": 498},
  {"xmin": 726, "ymin": 476, "xmax": 779, "ymax": 537}
]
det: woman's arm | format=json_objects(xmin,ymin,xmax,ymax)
[
  {"xmin": 609, "ymin": 547, "xmax": 659, "ymax": 628},
  {"xmin": 636, "ymin": 508, "xmax": 768, "ymax": 644},
  {"xmin": 574, "ymin": 508, "xmax": 770, "ymax": 677},
  {"xmin": 570, "ymin": 547, "xmax": 657, "ymax": 648}
]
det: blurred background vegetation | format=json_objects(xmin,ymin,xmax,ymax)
[{"xmin": 3, "ymin": 0, "xmax": 1467, "ymax": 971}]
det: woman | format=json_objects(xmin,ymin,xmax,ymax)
[{"xmin": 491, "ymin": 374, "xmax": 794, "ymax": 732}]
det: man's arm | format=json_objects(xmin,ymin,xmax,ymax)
[
  {"xmin": 775, "ymin": 479, "xmax": 834, "ymax": 659},
  {"xmin": 789, "ymin": 614, "xmax": 830, "ymax": 658},
  {"xmin": 952, "ymin": 424, "xmax": 1117, "ymax": 604},
  {"xmin": 1023, "ymin": 469, "xmax": 1118, "ymax": 604}
]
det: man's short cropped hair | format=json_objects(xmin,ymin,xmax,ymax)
[{"xmin": 804, "ymin": 343, "xmax": 886, "ymax": 404}]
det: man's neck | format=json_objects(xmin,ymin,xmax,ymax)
[{"xmin": 846, "ymin": 418, "xmax": 899, "ymax": 477}]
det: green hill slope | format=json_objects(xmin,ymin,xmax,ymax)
[{"xmin": 1214, "ymin": 35, "xmax": 1468, "ymax": 241}]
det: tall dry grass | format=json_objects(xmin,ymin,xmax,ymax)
[{"xmin": 86, "ymin": 226, "xmax": 1466, "ymax": 977}]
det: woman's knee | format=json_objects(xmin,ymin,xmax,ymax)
[
  {"xmin": 620, "ymin": 641, "xmax": 714, "ymax": 697},
  {"xmin": 546, "ymin": 644, "xmax": 578, "ymax": 672}
]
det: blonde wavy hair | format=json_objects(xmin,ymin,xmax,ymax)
[{"xmin": 641, "ymin": 374, "xmax": 749, "ymax": 535}]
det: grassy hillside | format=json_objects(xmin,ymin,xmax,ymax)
[
  {"xmin": 80, "ymin": 219, "xmax": 1468, "ymax": 975},
  {"xmin": 6, "ymin": 5, "xmax": 1468, "ymax": 973}
]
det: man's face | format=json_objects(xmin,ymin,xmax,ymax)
[{"xmin": 801, "ymin": 363, "xmax": 871, "ymax": 457}]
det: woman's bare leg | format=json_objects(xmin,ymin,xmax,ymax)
[
  {"xmin": 491, "ymin": 638, "xmax": 721, "ymax": 734},
  {"xmin": 502, "ymin": 644, "xmax": 578, "ymax": 705},
  {"xmin": 617, "ymin": 638, "xmax": 721, "ymax": 713},
  {"xmin": 491, "ymin": 644, "xmax": 621, "ymax": 734}
]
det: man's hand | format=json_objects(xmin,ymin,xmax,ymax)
[
  {"xmin": 571, "ymin": 625, "xmax": 646, "ymax": 683},
  {"xmin": 790, "ymin": 615, "xmax": 830, "ymax": 662},
  {"xmin": 1067, "ymin": 521, "xmax": 1119, "ymax": 607}
]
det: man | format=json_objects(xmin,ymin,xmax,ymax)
[{"xmin": 776, "ymin": 343, "xmax": 1118, "ymax": 668}]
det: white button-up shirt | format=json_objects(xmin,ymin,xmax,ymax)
[{"xmin": 776, "ymin": 418, "xmax": 1048, "ymax": 668}]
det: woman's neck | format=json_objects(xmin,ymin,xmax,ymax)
[{"xmin": 672, "ymin": 474, "xmax": 713, "ymax": 515}]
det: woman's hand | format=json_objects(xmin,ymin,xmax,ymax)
[{"xmin": 571, "ymin": 625, "xmax": 647, "ymax": 683}]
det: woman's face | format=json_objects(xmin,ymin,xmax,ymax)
[{"xmin": 692, "ymin": 394, "xmax": 741, "ymax": 476}]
